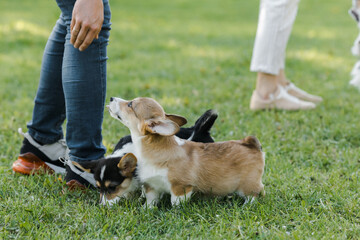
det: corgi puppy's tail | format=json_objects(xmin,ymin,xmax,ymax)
[
  {"xmin": 188, "ymin": 109, "xmax": 218, "ymax": 143},
  {"xmin": 241, "ymin": 136, "xmax": 262, "ymax": 151},
  {"xmin": 174, "ymin": 109, "xmax": 218, "ymax": 143}
]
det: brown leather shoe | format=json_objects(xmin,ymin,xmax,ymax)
[
  {"xmin": 12, "ymin": 153, "xmax": 54, "ymax": 175},
  {"xmin": 12, "ymin": 128, "xmax": 68, "ymax": 175}
]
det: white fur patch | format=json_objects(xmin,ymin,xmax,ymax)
[
  {"xmin": 132, "ymin": 134, "xmax": 171, "ymax": 194},
  {"xmin": 175, "ymin": 136, "xmax": 185, "ymax": 146},
  {"xmin": 122, "ymin": 177, "xmax": 140, "ymax": 196},
  {"xmin": 145, "ymin": 190, "xmax": 159, "ymax": 208},
  {"xmin": 137, "ymin": 159, "xmax": 171, "ymax": 193},
  {"xmin": 244, "ymin": 196, "xmax": 256, "ymax": 205},
  {"xmin": 111, "ymin": 142, "xmax": 136, "ymax": 158},
  {"xmin": 187, "ymin": 132, "xmax": 195, "ymax": 141},
  {"xmin": 108, "ymin": 98, "xmax": 131, "ymax": 126},
  {"xmin": 236, "ymin": 191, "xmax": 256, "ymax": 205},
  {"xmin": 171, "ymin": 190, "xmax": 193, "ymax": 206},
  {"xmin": 100, "ymin": 165, "xmax": 106, "ymax": 181}
]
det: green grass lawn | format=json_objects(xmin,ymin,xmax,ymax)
[{"xmin": 1, "ymin": 0, "xmax": 359, "ymax": 238}]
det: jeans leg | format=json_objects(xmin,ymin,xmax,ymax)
[
  {"xmin": 60, "ymin": 0, "xmax": 111, "ymax": 162},
  {"xmin": 27, "ymin": 17, "xmax": 67, "ymax": 144}
]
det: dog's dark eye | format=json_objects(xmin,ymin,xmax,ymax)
[{"xmin": 128, "ymin": 101, "xmax": 133, "ymax": 108}]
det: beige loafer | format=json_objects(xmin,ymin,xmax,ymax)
[
  {"xmin": 284, "ymin": 83, "xmax": 323, "ymax": 103},
  {"xmin": 250, "ymin": 86, "xmax": 316, "ymax": 111}
]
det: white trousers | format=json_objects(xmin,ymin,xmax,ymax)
[{"xmin": 250, "ymin": 0, "xmax": 300, "ymax": 75}]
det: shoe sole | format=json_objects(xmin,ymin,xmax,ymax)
[
  {"xmin": 12, "ymin": 153, "xmax": 54, "ymax": 175},
  {"xmin": 250, "ymin": 101, "xmax": 316, "ymax": 110}
]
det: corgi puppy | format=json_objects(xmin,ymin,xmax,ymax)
[
  {"xmin": 107, "ymin": 97, "xmax": 265, "ymax": 208},
  {"xmin": 74, "ymin": 109, "xmax": 218, "ymax": 206}
]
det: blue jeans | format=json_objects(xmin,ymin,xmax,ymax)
[{"xmin": 27, "ymin": 0, "xmax": 111, "ymax": 162}]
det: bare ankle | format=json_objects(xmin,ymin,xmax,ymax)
[
  {"xmin": 277, "ymin": 69, "xmax": 290, "ymax": 86},
  {"xmin": 256, "ymin": 72, "xmax": 278, "ymax": 99}
]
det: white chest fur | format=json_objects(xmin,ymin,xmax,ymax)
[
  {"xmin": 137, "ymin": 159, "xmax": 171, "ymax": 193},
  {"xmin": 131, "ymin": 133, "xmax": 171, "ymax": 193}
]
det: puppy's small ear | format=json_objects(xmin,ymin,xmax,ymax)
[
  {"xmin": 166, "ymin": 114, "xmax": 187, "ymax": 127},
  {"xmin": 72, "ymin": 160, "xmax": 99, "ymax": 173},
  {"xmin": 145, "ymin": 119, "xmax": 180, "ymax": 136},
  {"xmin": 117, "ymin": 153, "xmax": 137, "ymax": 177}
]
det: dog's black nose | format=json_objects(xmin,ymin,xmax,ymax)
[{"xmin": 110, "ymin": 97, "xmax": 114, "ymax": 102}]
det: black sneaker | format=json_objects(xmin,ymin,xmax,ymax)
[
  {"xmin": 62, "ymin": 158, "xmax": 96, "ymax": 190},
  {"xmin": 12, "ymin": 128, "xmax": 67, "ymax": 175}
]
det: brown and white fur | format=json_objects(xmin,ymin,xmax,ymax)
[{"xmin": 108, "ymin": 97, "xmax": 265, "ymax": 207}]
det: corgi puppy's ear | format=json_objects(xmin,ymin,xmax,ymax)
[
  {"xmin": 165, "ymin": 114, "xmax": 187, "ymax": 127},
  {"xmin": 72, "ymin": 160, "xmax": 99, "ymax": 173},
  {"xmin": 144, "ymin": 119, "xmax": 180, "ymax": 136},
  {"xmin": 117, "ymin": 153, "xmax": 137, "ymax": 177}
]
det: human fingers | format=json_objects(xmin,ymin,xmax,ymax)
[
  {"xmin": 74, "ymin": 26, "xmax": 89, "ymax": 49},
  {"xmin": 70, "ymin": 17, "xmax": 75, "ymax": 33},
  {"xmin": 95, "ymin": 29, "xmax": 101, "ymax": 40},
  {"xmin": 70, "ymin": 22, "xmax": 81, "ymax": 45},
  {"xmin": 79, "ymin": 30, "xmax": 98, "ymax": 51}
]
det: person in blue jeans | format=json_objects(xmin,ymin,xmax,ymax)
[{"xmin": 12, "ymin": 0, "xmax": 111, "ymax": 189}]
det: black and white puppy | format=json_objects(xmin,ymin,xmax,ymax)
[{"xmin": 74, "ymin": 110, "xmax": 218, "ymax": 205}]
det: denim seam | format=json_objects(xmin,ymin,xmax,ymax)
[{"xmin": 99, "ymin": 40, "xmax": 105, "ymax": 109}]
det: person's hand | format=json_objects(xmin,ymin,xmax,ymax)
[{"xmin": 70, "ymin": 0, "xmax": 104, "ymax": 51}]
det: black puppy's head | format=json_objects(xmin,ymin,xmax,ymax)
[{"xmin": 73, "ymin": 153, "xmax": 138, "ymax": 206}]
